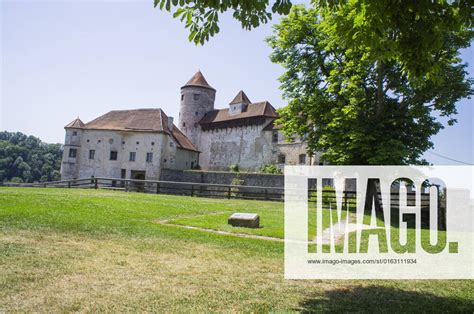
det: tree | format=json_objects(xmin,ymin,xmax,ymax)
[
  {"xmin": 0, "ymin": 131, "xmax": 63, "ymax": 183},
  {"xmin": 267, "ymin": 5, "xmax": 472, "ymax": 165},
  {"xmin": 155, "ymin": 0, "xmax": 472, "ymax": 80}
]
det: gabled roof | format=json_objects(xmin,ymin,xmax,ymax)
[
  {"xmin": 65, "ymin": 117, "xmax": 85, "ymax": 129},
  {"xmin": 199, "ymin": 101, "xmax": 278, "ymax": 125},
  {"xmin": 229, "ymin": 90, "xmax": 251, "ymax": 105},
  {"xmin": 181, "ymin": 70, "xmax": 215, "ymax": 91},
  {"xmin": 84, "ymin": 109, "xmax": 167, "ymax": 132},
  {"xmin": 77, "ymin": 108, "xmax": 199, "ymax": 152}
]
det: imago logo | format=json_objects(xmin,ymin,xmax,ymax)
[{"xmin": 284, "ymin": 166, "xmax": 473, "ymax": 279}]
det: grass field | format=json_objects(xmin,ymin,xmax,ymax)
[{"xmin": 0, "ymin": 188, "xmax": 472, "ymax": 312}]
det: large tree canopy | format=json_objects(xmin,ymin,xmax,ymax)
[
  {"xmin": 155, "ymin": 0, "xmax": 472, "ymax": 80},
  {"xmin": 267, "ymin": 5, "xmax": 472, "ymax": 165}
]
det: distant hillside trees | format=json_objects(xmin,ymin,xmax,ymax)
[{"xmin": 0, "ymin": 132, "xmax": 63, "ymax": 183}]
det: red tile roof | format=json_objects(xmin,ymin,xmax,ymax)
[
  {"xmin": 229, "ymin": 90, "xmax": 251, "ymax": 105},
  {"xmin": 199, "ymin": 101, "xmax": 278, "ymax": 124},
  {"xmin": 65, "ymin": 118, "xmax": 85, "ymax": 129},
  {"xmin": 78, "ymin": 109, "xmax": 198, "ymax": 152},
  {"xmin": 171, "ymin": 126, "xmax": 199, "ymax": 152},
  {"xmin": 181, "ymin": 70, "xmax": 215, "ymax": 91},
  {"xmin": 84, "ymin": 109, "xmax": 166, "ymax": 132}
]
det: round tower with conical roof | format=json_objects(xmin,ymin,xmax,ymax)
[{"xmin": 179, "ymin": 71, "xmax": 216, "ymax": 147}]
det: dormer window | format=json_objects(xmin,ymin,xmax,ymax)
[{"xmin": 229, "ymin": 90, "xmax": 251, "ymax": 116}]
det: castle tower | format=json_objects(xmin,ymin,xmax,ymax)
[
  {"xmin": 179, "ymin": 71, "xmax": 216, "ymax": 146},
  {"xmin": 60, "ymin": 117, "xmax": 85, "ymax": 180}
]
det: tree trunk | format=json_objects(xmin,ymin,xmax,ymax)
[
  {"xmin": 376, "ymin": 60, "xmax": 385, "ymax": 118},
  {"xmin": 365, "ymin": 178, "xmax": 383, "ymax": 213}
]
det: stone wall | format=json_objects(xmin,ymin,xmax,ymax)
[
  {"xmin": 160, "ymin": 169, "xmax": 284, "ymax": 187},
  {"xmin": 60, "ymin": 128, "xmax": 198, "ymax": 181},
  {"xmin": 197, "ymin": 121, "xmax": 277, "ymax": 171}
]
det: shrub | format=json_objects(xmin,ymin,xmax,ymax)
[
  {"xmin": 229, "ymin": 164, "xmax": 240, "ymax": 172},
  {"xmin": 261, "ymin": 164, "xmax": 282, "ymax": 174}
]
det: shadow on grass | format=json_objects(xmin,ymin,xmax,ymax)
[{"xmin": 298, "ymin": 285, "xmax": 473, "ymax": 313}]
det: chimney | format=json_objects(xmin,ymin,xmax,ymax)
[{"xmin": 168, "ymin": 116, "xmax": 174, "ymax": 131}]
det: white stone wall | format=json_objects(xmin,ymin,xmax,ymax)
[
  {"xmin": 196, "ymin": 122, "xmax": 319, "ymax": 171},
  {"xmin": 276, "ymin": 141, "xmax": 321, "ymax": 166},
  {"xmin": 160, "ymin": 133, "xmax": 199, "ymax": 170},
  {"xmin": 60, "ymin": 128, "xmax": 83, "ymax": 179},
  {"xmin": 61, "ymin": 129, "xmax": 168, "ymax": 180},
  {"xmin": 60, "ymin": 128, "xmax": 200, "ymax": 181},
  {"xmin": 197, "ymin": 120, "xmax": 276, "ymax": 171}
]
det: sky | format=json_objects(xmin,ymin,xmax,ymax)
[{"xmin": 1, "ymin": 0, "xmax": 472, "ymax": 165}]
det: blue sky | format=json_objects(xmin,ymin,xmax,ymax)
[{"xmin": 1, "ymin": 1, "xmax": 472, "ymax": 165}]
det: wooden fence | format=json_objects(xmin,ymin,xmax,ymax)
[{"xmin": 0, "ymin": 177, "xmax": 440, "ymax": 209}]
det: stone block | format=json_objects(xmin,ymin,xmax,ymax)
[{"xmin": 228, "ymin": 213, "xmax": 260, "ymax": 228}]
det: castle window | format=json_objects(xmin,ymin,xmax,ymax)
[
  {"xmin": 195, "ymin": 111, "xmax": 199, "ymax": 116},
  {"xmin": 278, "ymin": 154, "xmax": 286, "ymax": 164},
  {"xmin": 272, "ymin": 131, "xmax": 279, "ymax": 143},
  {"xmin": 181, "ymin": 94, "xmax": 184, "ymax": 101},
  {"xmin": 193, "ymin": 93, "xmax": 200, "ymax": 101},
  {"xmin": 89, "ymin": 150, "xmax": 95, "ymax": 160},
  {"xmin": 109, "ymin": 138, "xmax": 114, "ymax": 144},
  {"xmin": 182, "ymin": 122, "xmax": 186, "ymax": 127},
  {"xmin": 110, "ymin": 151, "xmax": 118, "ymax": 160},
  {"xmin": 129, "ymin": 152, "xmax": 136, "ymax": 162},
  {"xmin": 151, "ymin": 142, "xmax": 155, "ymax": 146},
  {"xmin": 87, "ymin": 139, "xmax": 90, "ymax": 143},
  {"xmin": 136, "ymin": 141, "xmax": 139, "ymax": 145},
  {"xmin": 299, "ymin": 154, "xmax": 306, "ymax": 165},
  {"xmin": 98, "ymin": 140, "xmax": 101, "ymax": 143},
  {"xmin": 69, "ymin": 148, "xmax": 77, "ymax": 158},
  {"xmin": 146, "ymin": 153, "xmax": 153, "ymax": 163},
  {"xmin": 72, "ymin": 131, "xmax": 77, "ymax": 136}
]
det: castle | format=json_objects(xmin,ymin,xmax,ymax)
[{"xmin": 60, "ymin": 71, "xmax": 320, "ymax": 181}]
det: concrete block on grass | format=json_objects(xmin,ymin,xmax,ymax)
[{"xmin": 228, "ymin": 213, "xmax": 260, "ymax": 228}]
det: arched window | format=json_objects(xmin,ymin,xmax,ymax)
[
  {"xmin": 299, "ymin": 154, "xmax": 306, "ymax": 165},
  {"xmin": 272, "ymin": 131, "xmax": 279, "ymax": 143},
  {"xmin": 278, "ymin": 154, "xmax": 286, "ymax": 164}
]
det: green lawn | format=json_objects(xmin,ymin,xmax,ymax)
[{"xmin": 0, "ymin": 188, "xmax": 472, "ymax": 312}]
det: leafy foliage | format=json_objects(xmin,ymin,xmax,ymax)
[
  {"xmin": 267, "ymin": 5, "xmax": 473, "ymax": 165},
  {"xmin": 154, "ymin": 0, "xmax": 292, "ymax": 45},
  {"xmin": 0, "ymin": 131, "xmax": 63, "ymax": 182},
  {"xmin": 229, "ymin": 164, "xmax": 240, "ymax": 172},
  {"xmin": 260, "ymin": 164, "xmax": 282, "ymax": 174},
  {"xmin": 155, "ymin": 0, "xmax": 472, "ymax": 80}
]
